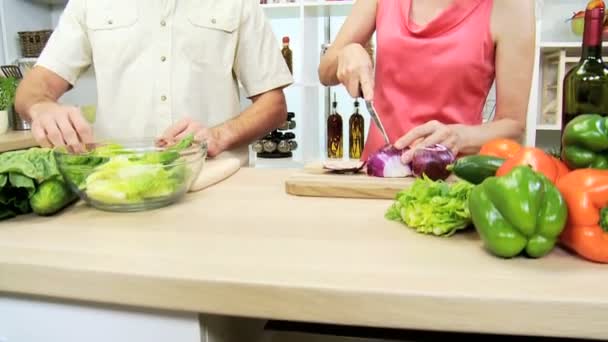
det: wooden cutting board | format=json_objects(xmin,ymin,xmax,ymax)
[{"xmin": 285, "ymin": 162, "xmax": 419, "ymax": 200}]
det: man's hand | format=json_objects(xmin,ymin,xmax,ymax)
[
  {"xmin": 157, "ymin": 117, "xmax": 224, "ymax": 157},
  {"xmin": 336, "ymin": 43, "xmax": 375, "ymax": 100},
  {"xmin": 29, "ymin": 102, "xmax": 94, "ymax": 153},
  {"xmin": 394, "ymin": 120, "xmax": 470, "ymax": 164}
]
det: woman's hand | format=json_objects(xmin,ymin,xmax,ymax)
[
  {"xmin": 337, "ymin": 43, "xmax": 375, "ymax": 100},
  {"xmin": 157, "ymin": 117, "xmax": 224, "ymax": 157},
  {"xmin": 394, "ymin": 120, "xmax": 471, "ymax": 164}
]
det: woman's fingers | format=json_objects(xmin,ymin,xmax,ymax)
[
  {"xmin": 359, "ymin": 67, "xmax": 375, "ymax": 101},
  {"xmin": 394, "ymin": 121, "xmax": 439, "ymax": 150},
  {"xmin": 345, "ymin": 74, "xmax": 361, "ymax": 98}
]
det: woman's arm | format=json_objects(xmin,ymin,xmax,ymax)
[
  {"xmin": 470, "ymin": 0, "xmax": 536, "ymax": 146},
  {"xmin": 318, "ymin": 0, "xmax": 377, "ymax": 99},
  {"xmin": 395, "ymin": 0, "xmax": 536, "ymax": 161}
]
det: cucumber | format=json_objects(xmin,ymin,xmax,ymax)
[
  {"xmin": 29, "ymin": 179, "xmax": 79, "ymax": 216},
  {"xmin": 448, "ymin": 155, "xmax": 506, "ymax": 185}
]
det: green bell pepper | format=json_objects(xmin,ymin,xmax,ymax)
[
  {"xmin": 561, "ymin": 114, "xmax": 608, "ymax": 169},
  {"xmin": 468, "ymin": 166, "xmax": 568, "ymax": 258}
]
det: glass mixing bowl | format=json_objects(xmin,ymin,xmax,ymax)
[{"xmin": 54, "ymin": 138, "xmax": 207, "ymax": 212}]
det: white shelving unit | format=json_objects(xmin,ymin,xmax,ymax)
[
  {"xmin": 1, "ymin": 0, "xmax": 502, "ymax": 168},
  {"xmin": 530, "ymin": 0, "xmax": 608, "ymax": 151}
]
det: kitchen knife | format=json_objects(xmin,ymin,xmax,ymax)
[{"xmin": 364, "ymin": 100, "xmax": 390, "ymax": 146}]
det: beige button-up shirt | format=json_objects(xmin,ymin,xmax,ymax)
[{"xmin": 37, "ymin": 0, "xmax": 294, "ymax": 163}]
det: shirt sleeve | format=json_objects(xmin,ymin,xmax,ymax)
[
  {"xmin": 233, "ymin": 0, "xmax": 294, "ymax": 97},
  {"xmin": 35, "ymin": 0, "xmax": 92, "ymax": 86}
]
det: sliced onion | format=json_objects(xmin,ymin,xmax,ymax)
[
  {"xmin": 366, "ymin": 145, "xmax": 412, "ymax": 178},
  {"xmin": 323, "ymin": 160, "xmax": 366, "ymax": 174}
]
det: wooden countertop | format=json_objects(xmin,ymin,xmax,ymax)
[
  {"xmin": 0, "ymin": 168, "xmax": 607, "ymax": 340},
  {"xmin": 0, "ymin": 130, "xmax": 37, "ymax": 152}
]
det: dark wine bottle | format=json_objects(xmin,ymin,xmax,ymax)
[
  {"xmin": 562, "ymin": 1, "xmax": 608, "ymax": 133},
  {"xmin": 349, "ymin": 100, "xmax": 365, "ymax": 159},
  {"xmin": 327, "ymin": 93, "xmax": 343, "ymax": 159}
]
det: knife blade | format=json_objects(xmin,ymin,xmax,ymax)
[{"xmin": 364, "ymin": 100, "xmax": 390, "ymax": 146}]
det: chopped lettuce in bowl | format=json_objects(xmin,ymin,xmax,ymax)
[{"xmin": 54, "ymin": 134, "xmax": 206, "ymax": 212}]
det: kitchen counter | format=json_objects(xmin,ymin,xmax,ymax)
[
  {"xmin": 0, "ymin": 130, "xmax": 37, "ymax": 152},
  {"xmin": 0, "ymin": 168, "xmax": 607, "ymax": 340}
]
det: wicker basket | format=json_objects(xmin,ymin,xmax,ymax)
[{"xmin": 18, "ymin": 30, "xmax": 52, "ymax": 58}]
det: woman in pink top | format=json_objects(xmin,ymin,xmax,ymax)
[{"xmin": 319, "ymin": 0, "xmax": 535, "ymax": 163}]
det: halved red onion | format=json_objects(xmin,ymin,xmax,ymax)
[{"xmin": 366, "ymin": 144, "xmax": 412, "ymax": 178}]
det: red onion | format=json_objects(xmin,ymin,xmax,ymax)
[
  {"xmin": 366, "ymin": 145, "xmax": 412, "ymax": 178},
  {"xmin": 410, "ymin": 144, "xmax": 455, "ymax": 181}
]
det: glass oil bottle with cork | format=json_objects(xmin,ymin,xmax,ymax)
[
  {"xmin": 327, "ymin": 93, "xmax": 343, "ymax": 159},
  {"xmin": 349, "ymin": 100, "xmax": 365, "ymax": 159},
  {"xmin": 281, "ymin": 36, "xmax": 293, "ymax": 74}
]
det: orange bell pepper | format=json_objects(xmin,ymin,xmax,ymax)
[
  {"xmin": 479, "ymin": 139, "xmax": 522, "ymax": 159},
  {"xmin": 556, "ymin": 169, "xmax": 608, "ymax": 263},
  {"xmin": 496, "ymin": 147, "xmax": 565, "ymax": 183},
  {"xmin": 553, "ymin": 156, "xmax": 571, "ymax": 178}
]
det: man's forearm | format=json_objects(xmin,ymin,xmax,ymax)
[
  {"xmin": 212, "ymin": 88, "xmax": 288, "ymax": 152},
  {"xmin": 459, "ymin": 118, "xmax": 526, "ymax": 155},
  {"xmin": 15, "ymin": 67, "xmax": 68, "ymax": 121}
]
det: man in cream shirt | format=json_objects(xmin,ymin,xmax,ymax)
[{"xmin": 15, "ymin": 0, "xmax": 293, "ymax": 165}]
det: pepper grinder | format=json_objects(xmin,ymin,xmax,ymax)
[{"xmin": 253, "ymin": 112, "xmax": 298, "ymax": 158}]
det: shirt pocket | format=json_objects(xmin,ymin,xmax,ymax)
[
  {"xmin": 85, "ymin": 0, "xmax": 139, "ymax": 61},
  {"xmin": 184, "ymin": 2, "xmax": 239, "ymax": 68}
]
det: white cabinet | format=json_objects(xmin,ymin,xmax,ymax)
[{"xmin": 0, "ymin": 296, "xmax": 201, "ymax": 342}]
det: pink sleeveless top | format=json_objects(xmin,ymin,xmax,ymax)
[{"xmin": 361, "ymin": 0, "xmax": 496, "ymax": 160}]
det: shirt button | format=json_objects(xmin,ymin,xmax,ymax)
[
  {"xmin": 160, "ymin": 20, "xmax": 167, "ymax": 27},
  {"xmin": 161, "ymin": 56, "xmax": 167, "ymax": 62},
  {"xmin": 161, "ymin": 95, "xmax": 167, "ymax": 102},
  {"xmin": 107, "ymin": 20, "xmax": 113, "ymax": 25},
  {"xmin": 211, "ymin": 18, "xmax": 217, "ymax": 24}
]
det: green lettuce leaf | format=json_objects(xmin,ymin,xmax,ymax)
[
  {"xmin": 0, "ymin": 148, "xmax": 61, "ymax": 183},
  {"xmin": 84, "ymin": 155, "xmax": 188, "ymax": 205},
  {"xmin": 386, "ymin": 175, "xmax": 474, "ymax": 237}
]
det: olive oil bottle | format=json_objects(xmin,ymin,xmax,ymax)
[
  {"xmin": 281, "ymin": 36, "xmax": 293, "ymax": 74},
  {"xmin": 327, "ymin": 93, "xmax": 343, "ymax": 159},
  {"xmin": 349, "ymin": 100, "xmax": 365, "ymax": 159}
]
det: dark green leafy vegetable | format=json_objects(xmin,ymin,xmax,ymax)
[
  {"xmin": 0, "ymin": 148, "xmax": 76, "ymax": 220},
  {"xmin": 386, "ymin": 175, "xmax": 474, "ymax": 236}
]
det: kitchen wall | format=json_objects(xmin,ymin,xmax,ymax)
[
  {"xmin": 541, "ymin": 0, "xmax": 587, "ymax": 44},
  {"xmin": 1, "ymin": 0, "xmax": 51, "ymax": 64}
]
